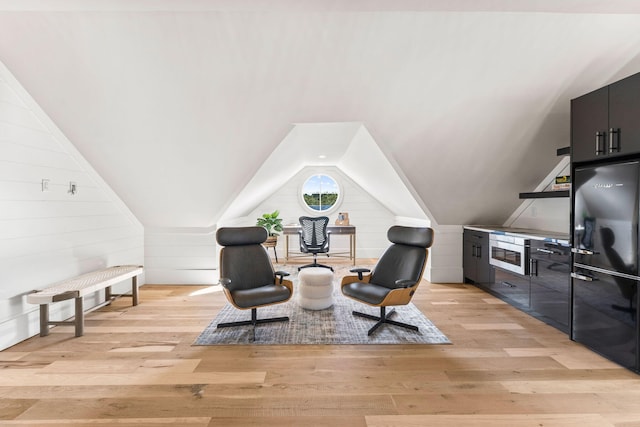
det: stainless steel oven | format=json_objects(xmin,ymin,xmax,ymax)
[{"xmin": 489, "ymin": 233, "xmax": 530, "ymax": 276}]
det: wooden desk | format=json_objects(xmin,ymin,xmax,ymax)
[{"xmin": 283, "ymin": 225, "xmax": 356, "ymax": 265}]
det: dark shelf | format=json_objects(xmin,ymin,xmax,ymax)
[
  {"xmin": 519, "ymin": 190, "xmax": 570, "ymax": 199},
  {"xmin": 557, "ymin": 146, "xmax": 570, "ymax": 156}
]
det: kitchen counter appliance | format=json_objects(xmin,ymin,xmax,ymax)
[
  {"xmin": 488, "ymin": 233, "xmax": 531, "ymax": 308},
  {"xmin": 489, "ymin": 233, "xmax": 530, "ymax": 276}
]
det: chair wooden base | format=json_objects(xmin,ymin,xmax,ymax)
[{"xmin": 352, "ymin": 306, "xmax": 419, "ymax": 336}]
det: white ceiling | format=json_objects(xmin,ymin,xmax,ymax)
[{"xmin": 2, "ymin": 1, "xmax": 640, "ymax": 228}]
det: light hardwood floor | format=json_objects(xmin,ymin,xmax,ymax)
[{"xmin": 2, "ymin": 259, "xmax": 640, "ymax": 427}]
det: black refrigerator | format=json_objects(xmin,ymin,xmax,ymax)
[{"xmin": 572, "ymin": 159, "xmax": 640, "ymax": 372}]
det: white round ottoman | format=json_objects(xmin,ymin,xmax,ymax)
[{"xmin": 297, "ymin": 267, "xmax": 334, "ymax": 310}]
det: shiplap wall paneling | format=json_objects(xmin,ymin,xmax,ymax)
[
  {"xmin": 144, "ymin": 229, "xmax": 217, "ymax": 284},
  {"xmin": 0, "ymin": 61, "xmax": 143, "ymax": 351}
]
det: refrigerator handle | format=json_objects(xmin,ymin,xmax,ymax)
[
  {"xmin": 572, "ymin": 248, "xmax": 599, "ymax": 255},
  {"xmin": 571, "ymin": 272, "xmax": 597, "ymax": 282},
  {"xmin": 529, "ymin": 259, "xmax": 538, "ymax": 277}
]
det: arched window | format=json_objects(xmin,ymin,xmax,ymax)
[{"xmin": 301, "ymin": 174, "xmax": 340, "ymax": 212}]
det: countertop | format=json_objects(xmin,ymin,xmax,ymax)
[{"xmin": 464, "ymin": 225, "xmax": 570, "ymax": 245}]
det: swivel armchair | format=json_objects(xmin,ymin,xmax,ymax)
[
  {"xmin": 341, "ymin": 225, "xmax": 434, "ymax": 336},
  {"xmin": 298, "ymin": 216, "xmax": 333, "ymax": 271},
  {"xmin": 216, "ymin": 226, "xmax": 293, "ymax": 339}
]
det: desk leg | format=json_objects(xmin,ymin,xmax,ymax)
[
  {"xmin": 285, "ymin": 235, "xmax": 289, "ymax": 261},
  {"xmin": 352, "ymin": 233, "xmax": 356, "ymax": 265}
]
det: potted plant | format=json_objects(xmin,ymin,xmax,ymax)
[{"xmin": 256, "ymin": 210, "xmax": 283, "ymax": 243}]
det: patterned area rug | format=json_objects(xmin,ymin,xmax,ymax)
[{"xmin": 194, "ymin": 265, "xmax": 450, "ymax": 345}]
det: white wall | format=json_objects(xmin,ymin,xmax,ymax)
[
  {"xmin": 144, "ymin": 227, "xmax": 217, "ymax": 284},
  {"xmin": 225, "ymin": 165, "xmax": 396, "ymax": 263},
  {"xmin": 424, "ymin": 225, "xmax": 463, "ymax": 283},
  {"xmin": 506, "ymin": 157, "xmax": 571, "ymax": 233},
  {"xmin": 0, "ymin": 62, "xmax": 144, "ymax": 351}
]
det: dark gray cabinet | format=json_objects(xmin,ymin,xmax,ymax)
[
  {"xmin": 466, "ymin": 230, "xmax": 571, "ymax": 335},
  {"xmin": 463, "ymin": 230, "xmax": 494, "ymax": 284},
  {"xmin": 486, "ymin": 267, "xmax": 531, "ymax": 308},
  {"xmin": 572, "ymin": 72, "xmax": 640, "ymax": 163},
  {"xmin": 529, "ymin": 240, "xmax": 571, "ymax": 333}
]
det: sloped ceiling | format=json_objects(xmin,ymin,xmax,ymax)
[
  {"xmin": 2, "ymin": 1, "xmax": 640, "ymax": 228},
  {"xmin": 220, "ymin": 122, "xmax": 428, "ymax": 224}
]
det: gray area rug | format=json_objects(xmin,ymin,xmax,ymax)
[{"xmin": 194, "ymin": 265, "xmax": 450, "ymax": 345}]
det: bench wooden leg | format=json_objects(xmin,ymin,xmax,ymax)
[
  {"xmin": 75, "ymin": 297, "xmax": 84, "ymax": 337},
  {"xmin": 39, "ymin": 304, "xmax": 50, "ymax": 337},
  {"xmin": 102, "ymin": 277, "xmax": 139, "ymax": 306},
  {"xmin": 132, "ymin": 276, "xmax": 139, "ymax": 306}
]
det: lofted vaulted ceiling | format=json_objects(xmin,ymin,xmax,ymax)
[{"xmin": 2, "ymin": 1, "xmax": 640, "ymax": 228}]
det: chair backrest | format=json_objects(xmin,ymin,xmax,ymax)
[
  {"xmin": 369, "ymin": 226, "xmax": 434, "ymax": 290},
  {"xmin": 299, "ymin": 216, "xmax": 330, "ymax": 253},
  {"xmin": 216, "ymin": 226, "xmax": 275, "ymax": 292}
]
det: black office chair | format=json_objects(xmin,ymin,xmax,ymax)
[
  {"xmin": 298, "ymin": 216, "xmax": 333, "ymax": 271},
  {"xmin": 341, "ymin": 226, "xmax": 434, "ymax": 336},
  {"xmin": 216, "ymin": 226, "xmax": 293, "ymax": 339}
]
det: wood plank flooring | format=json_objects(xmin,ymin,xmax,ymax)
[{"xmin": 2, "ymin": 259, "xmax": 640, "ymax": 426}]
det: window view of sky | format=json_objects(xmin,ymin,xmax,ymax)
[{"xmin": 302, "ymin": 174, "xmax": 339, "ymax": 211}]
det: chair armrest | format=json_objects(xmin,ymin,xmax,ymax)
[
  {"xmin": 274, "ymin": 270, "xmax": 291, "ymax": 284},
  {"xmin": 395, "ymin": 279, "xmax": 416, "ymax": 288},
  {"xmin": 219, "ymin": 278, "xmax": 231, "ymax": 288},
  {"xmin": 350, "ymin": 267, "xmax": 371, "ymax": 280}
]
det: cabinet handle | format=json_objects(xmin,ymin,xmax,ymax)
[
  {"xmin": 609, "ymin": 128, "xmax": 620, "ymax": 153},
  {"xmin": 530, "ymin": 259, "xmax": 538, "ymax": 277},
  {"xmin": 536, "ymin": 248, "xmax": 557, "ymax": 254},
  {"xmin": 476, "ymin": 246, "xmax": 481, "ymax": 258},
  {"xmin": 595, "ymin": 131, "xmax": 606, "ymax": 155}
]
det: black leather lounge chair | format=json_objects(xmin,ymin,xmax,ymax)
[
  {"xmin": 341, "ymin": 225, "xmax": 434, "ymax": 336},
  {"xmin": 216, "ymin": 226, "xmax": 293, "ymax": 339}
]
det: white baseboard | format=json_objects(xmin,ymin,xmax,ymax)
[
  {"xmin": 145, "ymin": 268, "xmax": 219, "ymax": 285},
  {"xmin": 426, "ymin": 266, "xmax": 464, "ymax": 284}
]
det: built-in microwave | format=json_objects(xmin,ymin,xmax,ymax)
[{"xmin": 489, "ymin": 233, "xmax": 530, "ymax": 276}]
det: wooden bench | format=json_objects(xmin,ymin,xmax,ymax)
[{"xmin": 27, "ymin": 265, "xmax": 144, "ymax": 337}]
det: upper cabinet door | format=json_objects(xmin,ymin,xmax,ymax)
[
  {"xmin": 608, "ymin": 72, "xmax": 640, "ymax": 159},
  {"xmin": 571, "ymin": 86, "xmax": 609, "ymax": 163}
]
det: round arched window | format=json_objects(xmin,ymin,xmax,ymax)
[{"xmin": 301, "ymin": 174, "xmax": 340, "ymax": 212}]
